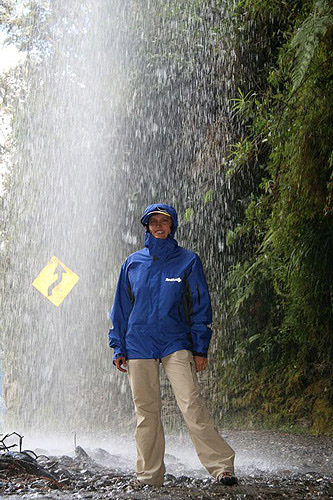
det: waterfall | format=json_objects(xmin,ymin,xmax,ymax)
[
  {"xmin": 2, "ymin": 0, "xmax": 134, "ymax": 433},
  {"xmin": 1, "ymin": 0, "xmax": 254, "ymax": 435}
]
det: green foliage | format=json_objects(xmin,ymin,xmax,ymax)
[
  {"xmin": 182, "ymin": 207, "xmax": 194, "ymax": 223},
  {"xmin": 290, "ymin": 0, "xmax": 332, "ymax": 91},
  {"xmin": 0, "ymin": 0, "xmax": 52, "ymax": 53},
  {"xmin": 231, "ymin": 88, "xmax": 255, "ymax": 116},
  {"xmin": 222, "ymin": 0, "xmax": 333, "ymax": 434},
  {"xmin": 203, "ymin": 189, "xmax": 214, "ymax": 204}
]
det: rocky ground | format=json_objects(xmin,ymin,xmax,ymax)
[{"xmin": 0, "ymin": 430, "xmax": 332, "ymax": 499}]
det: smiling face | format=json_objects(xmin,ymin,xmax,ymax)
[{"xmin": 148, "ymin": 213, "xmax": 172, "ymax": 239}]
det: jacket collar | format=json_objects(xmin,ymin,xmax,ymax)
[{"xmin": 144, "ymin": 232, "xmax": 178, "ymax": 260}]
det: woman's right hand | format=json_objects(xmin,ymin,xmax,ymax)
[{"xmin": 115, "ymin": 357, "xmax": 127, "ymax": 373}]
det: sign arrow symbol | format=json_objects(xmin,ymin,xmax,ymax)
[{"xmin": 48, "ymin": 262, "xmax": 67, "ymax": 297}]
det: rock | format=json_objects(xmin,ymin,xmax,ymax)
[
  {"xmin": 164, "ymin": 473, "xmax": 176, "ymax": 481},
  {"xmin": 59, "ymin": 477, "xmax": 71, "ymax": 485},
  {"xmin": 57, "ymin": 455, "xmax": 76, "ymax": 466},
  {"xmin": 175, "ymin": 475, "xmax": 192, "ymax": 484},
  {"xmin": 90, "ymin": 447, "xmax": 130, "ymax": 470},
  {"xmin": 75, "ymin": 446, "xmax": 90, "ymax": 460},
  {"xmin": 91, "ymin": 447, "xmax": 113, "ymax": 461}
]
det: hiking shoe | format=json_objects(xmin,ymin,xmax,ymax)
[{"xmin": 219, "ymin": 472, "xmax": 238, "ymax": 486}]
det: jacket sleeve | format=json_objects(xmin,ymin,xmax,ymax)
[
  {"xmin": 108, "ymin": 261, "xmax": 133, "ymax": 360},
  {"xmin": 186, "ymin": 254, "xmax": 213, "ymax": 357}
]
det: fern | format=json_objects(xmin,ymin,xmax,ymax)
[{"xmin": 290, "ymin": 0, "xmax": 332, "ymax": 92}]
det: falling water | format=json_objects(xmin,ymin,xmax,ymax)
[
  {"xmin": 1, "ymin": 4, "xmax": 333, "ymax": 498},
  {"xmin": 1, "ymin": 0, "xmax": 135, "ymax": 433},
  {"xmin": 1, "ymin": 0, "xmax": 256, "ymax": 435}
]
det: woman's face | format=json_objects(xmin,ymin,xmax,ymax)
[{"xmin": 148, "ymin": 213, "xmax": 172, "ymax": 239}]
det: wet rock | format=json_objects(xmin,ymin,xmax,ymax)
[
  {"xmin": 89, "ymin": 447, "xmax": 130, "ymax": 470},
  {"xmin": 73, "ymin": 446, "xmax": 103, "ymax": 474},
  {"xmin": 95, "ymin": 475, "xmax": 115, "ymax": 487},
  {"xmin": 174, "ymin": 474, "xmax": 192, "ymax": 484},
  {"xmin": 30, "ymin": 478, "xmax": 59, "ymax": 490},
  {"xmin": 75, "ymin": 446, "xmax": 90, "ymax": 460},
  {"xmin": 58, "ymin": 478, "xmax": 71, "ymax": 486},
  {"xmin": 164, "ymin": 473, "xmax": 177, "ymax": 486},
  {"xmin": 90, "ymin": 447, "xmax": 114, "ymax": 462},
  {"xmin": 55, "ymin": 455, "xmax": 76, "ymax": 467},
  {"xmin": 1, "ymin": 431, "xmax": 333, "ymax": 499},
  {"xmin": 164, "ymin": 473, "xmax": 176, "ymax": 481}
]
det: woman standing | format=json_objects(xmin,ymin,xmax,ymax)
[{"xmin": 108, "ymin": 203, "xmax": 237, "ymax": 487}]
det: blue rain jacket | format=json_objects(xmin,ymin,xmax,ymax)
[{"xmin": 108, "ymin": 204, "xmax": 212, "ymax": 360}]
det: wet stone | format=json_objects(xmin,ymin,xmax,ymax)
[
  {"xmin": 1, "ymin": 432, "xmax": 333, "ymax": 499},
  {"xmin": 175, "ymin": 475, "xmax": 192, "ymax": 483},
  {"xmin": 164, "ymin": 473, "xmax": 176, "ymax": 481}
]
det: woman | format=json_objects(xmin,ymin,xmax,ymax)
[{"xmin": 108, "ymin": 203, "xmax": 237, "ymax": 487}]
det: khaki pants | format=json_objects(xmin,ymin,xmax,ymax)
[{"xmin": 127, "ymin": 349, "xmax": 235, "ymax": 486}]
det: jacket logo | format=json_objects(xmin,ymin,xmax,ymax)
[{"xmin": 165, "ymin": 277, "xmax": 182, "ymax": 282}]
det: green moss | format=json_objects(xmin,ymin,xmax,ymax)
[
  {"xmin": 311, "ymin": 398, "xmax": 333, "ymax": 435},
  {"xmin": 216, "ymin": 368, "xmax": 333, "ymax": 436}
]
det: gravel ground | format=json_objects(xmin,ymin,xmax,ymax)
[{"xmin": 1, "ymin": 430, "xmax": 332, "ymax": 499}]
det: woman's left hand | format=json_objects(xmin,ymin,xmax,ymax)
[{"xmin": 193, "ymin": 356, "xmax": 208, "ymax": 372}]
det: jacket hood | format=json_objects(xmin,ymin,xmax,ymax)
[{"xmin": 141, "ymin": 203, "xmax": 178, "ymax": 236}]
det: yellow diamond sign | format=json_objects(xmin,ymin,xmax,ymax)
[{"xmin": 32, "ymin": 256, "xmax": 79, "ymax": 307}]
